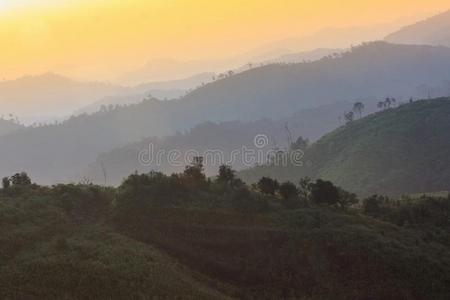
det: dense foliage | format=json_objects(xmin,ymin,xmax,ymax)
[{"xmin": 0, "ymin": 169, "xmax": 449, "ymax": 299}]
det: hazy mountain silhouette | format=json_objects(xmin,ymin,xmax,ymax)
[
  {"xmin": 271, "ymin": 48, "xmax": 343, "ymax": 64},
  {"xmin": 0, "ymin": 72, "xmax": 217, "ymax": 122},
  {"xmin": 76, "ymin": 72, "xmax": 215, "ymax": 114},
  {"xmin": 0, "ymin": 118, "xmax": 24, "ymax": 136},
  {"xmin": 116, "ymin": 59, "xmax": 220, "ymax": 86},
  {"xmin": 0, "ymin": 73, "xmax": 127, "ymax": 123},
  {"xmin": 116, "ymin": 21, "xmax": 407, "ymax": 86},
  {"xmin": 173, "ymin": 42, "xmax": 450, "ymax": 122},
  {"xmin": 385, "ymin": 9, "xmax": 450, "ymax": 46},
  {"xmin": 2, "ymin": 42, "xmax": 450, "ymax": 183},
  {"xmin": 82, "ymin": 102, "xmax": 351, "ymax": 185},
  {"xmin": 240, "ymin": 98, "xmax": 450, "ymax": 197}
]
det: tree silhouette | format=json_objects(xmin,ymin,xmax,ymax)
[
  {"xmin": 11, "ymin": 172, "xmax": 31, "ymax": 186},
  {"xmin": 217, "ymin": 165, "xmax": 235, "ymax": 185},
  {"xmin": 2, "ymin": 177, "xmax": 10, "ymax": 189},
  {"xmin": 385, "ymin": 97, "xmax": 392, "ymax": 108},
  {"xmin": 257, "ymin": 177, "xmax": 279, "ymax": 196},
  {"xmin": 298, "ymin": 177, "xmax": 312, "ymax": 204},
  {"xmin": 290, "ymin": 136, "xmax": 309, "ymax": 151},
  {"xmin": 353, "ymin": 102, "xmax": 365, "ymax": 118},
  {"xmin": 279, "ymin": 181, "xmax": 298, "ymax": 200},
  {"xmin": 311, "ymin": 179, "xmax": 339, "ymax": 206},
  {"xmin": 344, "ymin": 111, "xmax": 354, "ymax": 124}
]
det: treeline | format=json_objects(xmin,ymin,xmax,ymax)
[
  {"xmin": 3, "ymin": 165, "xmax": 450, "ymax": 232},
  {"xmin": 1, "ymin": 167, "xmax": 450, "ymax": 299}
]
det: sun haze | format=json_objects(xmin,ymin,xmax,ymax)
[{"xmin": 0, "ymin": 0, "xmax": 449, "ymax": 80}]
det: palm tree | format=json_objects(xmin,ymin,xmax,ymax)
[{"xmin": 353, "ymin": 102, "xmax": 365, "ymax": 118}]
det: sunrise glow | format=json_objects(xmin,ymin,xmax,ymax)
[{"xmin": 0, "ymin": 0, "xmax": 449, "ymax": 80}]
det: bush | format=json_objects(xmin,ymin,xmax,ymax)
[
  {"xmin": 311, "ymin": 179, "xmax": 339, "ymax": 206},
  {"xmin": 257, "ymin": 177, "xmax": 279, "ymax": 195},
  {"xmin": 279, "ymin": 181, "xmax": 300, "ymax": 209}
]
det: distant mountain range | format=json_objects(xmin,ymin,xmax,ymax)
[
  {"xmin": 385, "ymin": 9, "xmax": 450, "ymax": 47},
  {"xmin": 0, "ymin": 119, "xmax": 24, "ymax": 137},
  {"xmin": 82, "ymin": 102, "xmax": 351, "ymax": 185},
  {"xmin": 270, "ymin": 48, "xmax": 343, "ymax": 64},
  {"xmin": 0, "ymin": 73, "xmax": 127, "ymax": 123},
  {"xmin": 75, "ymin": 72, "xmax": 215, "ymax": 114},
  {"xmin": 116, "ymin": 21, "xmax": 412, "ymax": 86},
  {"xmin": 1, "ymin": 42, "xmax": 450, "ymax": 184},
  {"xmin": 240, "ymin": 98, "xmax": 450, "ymax": 197},
  {"xmin": 0, "ymin": 72, "xmax": 215, "ymax": 123}
]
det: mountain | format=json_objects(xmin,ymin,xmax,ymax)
[
  {"xmin": 117, "ymin": 22, "xmax": 401, "ymax": 86},
  {"xmin": 271, "ymin": 48, "xmax": 343, "ymax": 64},
  {"xmin": 240, "ymin": 98, "xmax": 450, "ymax": 197},
  {"xmin": 173, "ymin": 42, "xmax": 450, "ymax": 123},
  {"xmin": 116, "ymin": 59, "xmax": 221, "ymax": 86},
  {"xmin": 133, "ymin": 72, "xmax": 215, "ymax": 92},
  {"xmin": 75, "ymin": 72, "xmax": 215, "ymax": 114},
  {"xmin": 0, "ymin": 72, "xmax": 216, "ymax": 122},
  {"xmin": 385, "ymin": 9, "xmax": 450, "ymax": 46},
  {"xmin": 82, "ymin": 102, "xmax": 351, "ymax": 185},
  {"xmin": 0, "ymin": 73, "xmax": 127, "ymax": 123},
  {"xmin": 0, "ymin": 118, "xmax": 24, "ymax": 136},
  {"xmin": 2, "ymin": 42, "xmax": 450, "ymax": 183}
]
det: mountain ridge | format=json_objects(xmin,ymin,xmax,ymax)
[
  {"xmin": 385, "ymin": 9, "xmax": 450, "ymax": 46},
  {"xmin": 240, "ymin": 97, "xmax": 450, "ymax": 197}
]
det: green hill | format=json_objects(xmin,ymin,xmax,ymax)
[
  {"xmin": 0, "ymin": 171, "xmax": 449, "ymax": 299},
  {"xmin": 240, "ymin": 98, "xmax": 450, "ymax": 196}
]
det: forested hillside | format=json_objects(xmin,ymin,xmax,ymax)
[
  {"xmin": 0, "ymin": 168, "xmax": 449, "ymax": 299},
  {"xmin": 241, "ymin": 98, "xmax": 450, "ymax": 197},
  {"xmin": 83, "ymin": 102, "xmax": 350, "ymax": 185},
  {"xmin": 2, "ymin": 42, "xmax": 450, "ymax": 183}
]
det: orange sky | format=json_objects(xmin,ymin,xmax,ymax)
[{"xmin": 0, "ymin": 0, "xmax": 449, "ymax": 80}]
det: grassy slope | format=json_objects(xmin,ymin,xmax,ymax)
[
  {"xmin": 0, "ymin": 187, "xmax": 449, "ymax": 299},
  {"xmin": 240, "ymin": 98, "xmax": 450, "ymax": 197},
  {"xmin": 119, "ymin": 207, "xmax": 450, "ymax": 300},
  {"xmin": 0, "ymin": 194, "xmax": 229, "ymax": 300}
]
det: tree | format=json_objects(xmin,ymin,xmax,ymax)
[
  {"xmin": 377, "ymin": 101, "xmax": 385, "ymax": 110},
  {"xmin": 310, "ymin": 179, "xmax": 339, "ymax": 206},
  {"xmin": 11, "ymin": 172, "xmax": 31, "ymax": 186},
  {"xmin": 2, "ymin": 177, "xmax": 10, "ymax": 189},
  {"xmin": 385, "ymin": 97, "xmax": 393, "ymax": 108},
  {"xmin": 279, "ymin": 181, "xmax": 298, "ymax": 200},
  {"xmin": 353, "ymin": 102, "xmax": 365, "ymax": 118},
  {"xmin": 298, "ymin": 177, "xmax": 313, "ymax": 204},
  {"xmin": 279, "ymin": 181, "xmax": 299, "ymax": 208},
  {"xmin": 183, "ymin": 164, "xmax": 206, "ymax": 184},
  {"xmin": 290, "ymin": 136, "xmax": 309, "ymax": 151},
  {"xmin": 344, "ymin": 111, "xmax": 354, "ymax": 124},
  {"xmin": 337, "ymin": 188, "xmax": 358, "ymax": 209},
  {"xmin": 217, "ymin": 165, "xmax": 235, "ymax": 185},
  {"xmin": 257, "ymin": 177, "xmax": 279, "ymax": 196},
  {"xmin": 362, "ymin": 195, "xmax": 386, "ymax": 217}
]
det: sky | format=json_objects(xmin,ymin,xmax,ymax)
[{"xmin": 0, "ymin": 0, "xmax": 449, "ymax": 81}]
